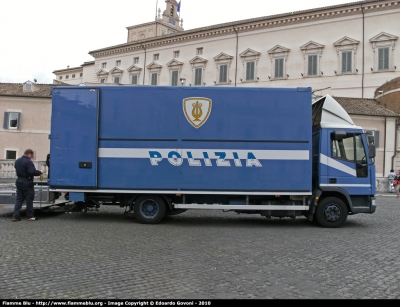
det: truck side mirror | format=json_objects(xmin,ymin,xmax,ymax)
[
  {"xmin": 369, "ymin": 144, "xmax": 376, "ymax": 159},
  {"xmin": 367, "ymin": 135, "xmax": 375, "ymax": 144},
  {"xmin": 332, "ymin": 130, "xmax": 347, "ymax": 140}
]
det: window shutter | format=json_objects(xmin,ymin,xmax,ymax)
[
  {"xmin": 308, "ymin": 55, "xmax": 313, "ymax": 75},
  {"xmin": 132, "ymin": 75, "xmax": 138, "ymax": 85},
  {"xmin": 374, "ymin": 131, "xmax": 380, "ymax": 148},
  {"xmin": 16, "ymin": 113, "xmax": 21, "ymax": 130},
  {"xmin": 313, "ymin": 55, "xmax": 318, "ymax": 75},
  {"xmin": 274, "ymin": 59, "xmax": 279, "ymax": 78},
  {"xmin": 219, "ymin": 65, "xmax": 227, "ymax": 83},
  {"xmin": 195, "ymin": 68, "xmax": 202, "ymax": 85},
  {"xmin": 171, "ymin": 70, "xmax": 178, "ymax": 86},
  {"xmin": 378, "ymin": 48, "xmax": 384, "ymax": 70},
  {"xmin": 3, "ymin": 112, "xmax": 9, "ymax": 130},
  {"xmin": 384, "ymin": 48, "xmax": 389, "ymax": 70},
  {"xmin": 346, "ymin": 52, "xmax": 352, "ymax": 72},
  {"xmin": 246, "ymin": 61, "xmax": 255, "ymax": 81},
  {"xmin": 151, "ymin": 73, "xmax": 158, "ymax": 85},
  {"xmin": 341, "ymin": 52, "xmax": 347, "ymax": 73},
  {"xmin": 275, "ymin": 58, "xmax": 283, "ymax": 78}
]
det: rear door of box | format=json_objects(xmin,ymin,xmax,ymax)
[{"xmin": 50, "ymin": 88, "xmax": 99, "ymax": 189}]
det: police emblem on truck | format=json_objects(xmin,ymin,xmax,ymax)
[{"xmin": 183, "ymin": 97, "xmax": 212, "ymax": 128}]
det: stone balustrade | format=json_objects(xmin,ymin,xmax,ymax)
[{"xmin": 0, "ymin": 160, "xmax": 48, "ymax": 179}]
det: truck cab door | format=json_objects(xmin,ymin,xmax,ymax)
[{"xmin": 323, "ymin": 131, "xmax": 372, "ymax": 195}]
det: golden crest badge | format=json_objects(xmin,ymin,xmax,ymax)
[{"xmin": 183, "ymin": 97, "xmax": 212, "ymax": 129}]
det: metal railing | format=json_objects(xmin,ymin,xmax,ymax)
[{"xmin": 0, "ymin": 160, "xmax": 47, "ymax": 179}]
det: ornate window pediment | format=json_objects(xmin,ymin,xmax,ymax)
[
  {"xmin": 109, "ymin": 67, "xmax": 123, "ymax": 75},
  {"xmin": 267, "ymin": 45, "xmax": 290, "ymax": 55},
  {"xmin": 96, "ymin": 69, "xmax": 109, "ymax": 76},
  {"xmin": 370, "ymin": 32, "xmax": 398, "ymax": 43},
  {"xmin": 213, "ymin": 53, "xmax": 234, "ymax": 85},
  {"xmin": 97, "ymin": 69, "xmax": 109, "ymax": 83},
  {"xmin": 127, "ymin": 64, "xmax": 142, "ymax": 73},
  {"xmin": 369, "ymin": 32, "xmax": 398, "ymax": 72},
  {"xmin": 268, "ymin": 45, "xmax": 290, "ymax": 80},
  {"xmin": 213, "ymin": 52, "xmax": 234, "ymax": 62},
  {"xmin": 189, "ymin": 56, "xmax": 208, "ymax": 67},
  {"xmin": 333, "ymin": 37, "xmax": 359, "ymax": 75},
  {"xmin": 147, "ymin": 62, "xmax": 162, "ymax": 86},
  {"xmin": 239, "ymin": 48, "xmax": 261, "ymax": 61},
  {"xmin": 166, "ymin": 59, "xmax": 184, "ymax": 69},
  {"xmin": 146, "ymin": 62, "xmax": 163, "ymax": 70},
  {"xmin": 333, "ymin": 36, "xmax": 360, "ymax": 47},
  {"xmin": 300, "ymin": 41, "xmax": 325, "ymax": 52},
  {"xmin": 300, "ymin": 41, "xmax": 324, "ymax": 78},
  {"xmin": 239, "ymin": 49, "xmax": 260, "ymax": 83}
]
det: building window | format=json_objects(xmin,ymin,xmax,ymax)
[
  {"xmin": 134, "ymin": 57, "xmax": 139, "ymax": 64},
  {"xmin": 72, "ymin": 74, "xmax": 75, "ymax": 78},
  {"xmin": 341, "ymin": 51, "xmax": 353, "ymax": 73},
  {"xmin": 246, "ymin": 61, "xmax": 255, "ymax": 81},
  {"xmin": 80, "ymin": 73, "xmax": 83, "ymax": 77},
  {"xmin": 24, "ymin": 82, "xmax": 32, "ymax": 91},
  {"xmin": 100, "ymin": 78, "xmax": 105, "ymax": 83},
  {"xmin": 6, "ymin": 150, "xmax": 16, "ymax": 160},
  {"xmin": 197, "ymin": 48, "xmax": 203, "ymax": 55},
  {"xmin": 132, "ymin": 75, "xmax": 139, "ymax": 85},
  {"xmin": 274, "ymin": 58, "xmax": 284, "ymax": 79},
  {"xmin": 174, "ymin": 51, "xmax": 180, "ymax": 58},
  {"xmin": 307, "ymin": 55, "xmax": 318, "ymax": 76},
  {"xmin": 151, "ymin": 73, "xmax": 158, "ymax": 85},
  {"xmin": 66, "ymin": 75, "xmax": 69, "ymax": 79},
  {"xmin": 116, "ymin": 60, "xmax": 121, "ymax": 67},
  {"xmin": 102, "ymin": 63, "xmax": 107, "ymax": 69},
  {"xmin": 3, "ymin": 112, "xmax": 21, "ymax": 130},
  {"xmin": 171, "ymin": 70, "xmax": 179, "ymax": 86},
  {"xmin": 194, "ymin": 68, "xmax": 203, "ymax": 86},
  {"xmin": 154, "ymin": 54, "xmax": 159, "ymax": 61},
  {"xmin": 114, "ymin": 77, "xmax": 120, "ymax": 84},
  {"xmin": 219, "ymin": 64, "xmax": 228, "ymax": 83},
  {"xmin": 59, "ymin": 76, "xmax": 62, "ymax": 80},
  {"xmin": 366, "ymin": 130, "xmax": 380, "ymax": 148},
  {"xmin": 378, "ymin": 48, "xmax": 390, "ymax": 71}
]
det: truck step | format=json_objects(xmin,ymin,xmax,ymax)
[{"xmin": 173, "ymin": 204, "xmax": 309, "ymax": 210}]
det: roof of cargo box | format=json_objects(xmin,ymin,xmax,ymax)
[{"xmin": 312, "ymin": 95, "xmax": 362, "ymax": 130}]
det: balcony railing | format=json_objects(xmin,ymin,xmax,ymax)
[{"xmin": 0, "ymin": 160, "xmax": 47, "ymax": 179}]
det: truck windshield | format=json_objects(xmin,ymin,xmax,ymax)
[{"xmin": 331, "ymin": 133, "xmax": 368, "ymax": 178}]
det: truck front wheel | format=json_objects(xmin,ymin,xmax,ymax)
[
  {"xmin": 134, "ymin": 195, "xmax": 166, "ymax": 224},
  {"xmin": 315, "ymin": 197, "xmax": 348, "ymax": 228}
]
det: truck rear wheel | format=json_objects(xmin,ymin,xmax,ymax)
[
  {"xmin": 134, "ymin": 195, "xmax": 166, "ymax": 224},
  {"xmin": 315, "ymin": 197, "xmax": 348, "ymax": 228}
]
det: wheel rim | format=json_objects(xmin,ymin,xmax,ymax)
[
  {"xmin": 324, "ymin": 203, "xmax": 342, "ymax": 222},
  {"xmin": 139, "ymin": 199, "xmax": 159, "ymax": 218}
]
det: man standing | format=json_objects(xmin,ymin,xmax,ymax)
[{"xmin": 12, "ymin": 149, "xmax": 43, "ymax": 222}]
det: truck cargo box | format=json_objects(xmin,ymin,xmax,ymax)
[{"xmin": 50, "ymin": 86, "xmax": 312, "ymax": 195}]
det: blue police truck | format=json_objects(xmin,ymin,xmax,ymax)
[{"xmin": 49, "ymin": 86, "xmax": 376, "ymax": 228}]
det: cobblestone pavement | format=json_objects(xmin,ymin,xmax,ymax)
[{"xmin": 1, "ymin": 196, "xmax": 400, "ymax": 300}]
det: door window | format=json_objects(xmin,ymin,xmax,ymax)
[{"xmin": 331, "ymin": 133, "xmax": 368, "ymax": 178}]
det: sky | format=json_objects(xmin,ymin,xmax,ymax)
[{"xmin": 0, "ymin": 0, "xmax": 354, "ymax": 84}]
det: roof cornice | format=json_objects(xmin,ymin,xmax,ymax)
[
  {"xmin": 52, "ymin": 66, "xmax": 83, "ymax": 74},
  {"xmin": 89, "ymin": 0, "xmax": 398, "ymax": 58}
]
